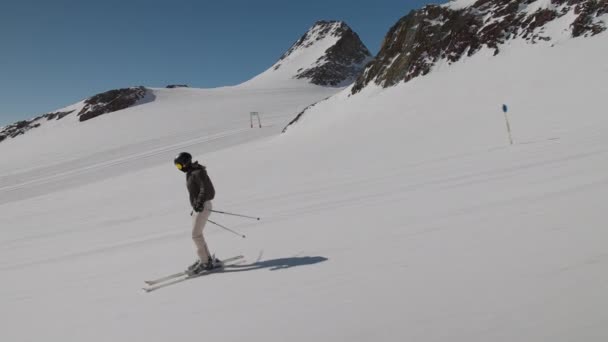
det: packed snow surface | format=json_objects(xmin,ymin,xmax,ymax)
[{"xmin": 1, "ymin": 32, "xmax": 607, "ymax": 342}]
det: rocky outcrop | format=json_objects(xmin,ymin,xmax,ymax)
[
  {"xmin": 352, "ymin": 0, "xmax": 608, "ymax": 94},
  {"xmin": 564, "ymin": 0, "xmax": 608, "ymax": 36},
  {"xmin": 0, "ymin": 110, "xmax": 74, "ymax": 142},
  {"xmin": 0, "ymin": 120, "xmax": 39, "ymax": 142},
  {"xmin": 294, "ymin": 21, "xmax": 373, "ymax": 86},
  {"xmin": 1, "ymin": 86, "xmax": 152, "ymax": 143},
  {"xmin": 77, "ymin": 86, "xmax": 148, "ymax": 122}
]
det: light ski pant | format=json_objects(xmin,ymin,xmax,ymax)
[{"xmin": 192, "ymin": 200, "xmax": 212, "ymax": 262}]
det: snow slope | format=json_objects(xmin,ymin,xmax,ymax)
[
  {"xmin": 0, "ymin": 20, "xmax": 365, "ymax": 199},
  {"xmin": 0, "ymin": 84, "xmax": 338, "ymax": 204},
  {"xmin": 1, "ymin": 25, "xmax": 607, "ymax": 342}
]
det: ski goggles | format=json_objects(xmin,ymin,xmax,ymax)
[{"xmin": 175, "ymin": 163, "xmax": 185, "ymax": 170}]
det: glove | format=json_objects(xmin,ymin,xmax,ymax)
[{"xmin": 193, "ymin": 202, "xmax": 204, "ymax": 213}]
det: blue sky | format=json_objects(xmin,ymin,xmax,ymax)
[{"xmin": 0, "ymin": 0, "xmax": 441, "ymax": 126}]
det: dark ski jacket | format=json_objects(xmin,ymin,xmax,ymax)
[{"xmin": 186, "ymin": 163, "xmax": 215, "ymax": 209}]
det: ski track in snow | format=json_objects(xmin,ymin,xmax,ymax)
[{"xmin": 0, "ymin": 127, "xmax": 254, "ymax": 203}]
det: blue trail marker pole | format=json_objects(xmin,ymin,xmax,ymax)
[{"xmin": 502, "ymin": 104, "xmax": 513, "ymax": 145}]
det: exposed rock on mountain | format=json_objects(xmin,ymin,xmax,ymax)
[
  {"xmin": 77, "ymin": 86, "xmax": 148, "ymax": 122},
  {"xmin": 286, "ymin": 21, "xmax": 373, "ymax": 86},
  {"xmin": 0, "ymin": 87, "xmax": 151, "ymax": 143},
  {"xmin": 0, "ymin": 110, "xmax": 74, "ymax": 142},
  {"xmin": 352, "ymin": 0, "xmax": 608, "ymax": 94}
]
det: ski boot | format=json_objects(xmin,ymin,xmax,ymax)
[
  {"xmin": 189, "ymin": 256, "xmax": 221, "ymax": 275},
  {"xmin": 186, "ymin": 260, "xmax": 201, "ymax": 273}
]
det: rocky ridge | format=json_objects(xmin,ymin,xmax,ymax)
[
  {"xmin": 352, "ymin": 0, "xmax": 608, "ymax": 94},
  {"xmin": 0, "ymin": 87, "xmax": 150, "ymax": 143},
  {"xmin": 77, "ymin": 86, "xmax": 148, "ymax": 122}
]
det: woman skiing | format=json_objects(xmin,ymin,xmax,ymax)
[{"xmin": 174, "ymin": 152, "xmax": 219, "ymax": 275}]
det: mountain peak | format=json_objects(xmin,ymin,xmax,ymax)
[
  {"xmin": 244, "ymin": 20, "xmax": 372, "ymax": 87},
  {"xmin": 274, "ymin": 20, "xmax": 351, "ymax": 65}
]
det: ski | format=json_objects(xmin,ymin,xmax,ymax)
[
  {"xmin": 144, "ymin": 271, "xmax": 187, "ymax": 286},
  {"xmin": 143, "ymin": 255, "xmax": 244, "ymax": 292},
  {"xmin": 144, "ymin": 255, "xmax": 244, "ymax": 285}
]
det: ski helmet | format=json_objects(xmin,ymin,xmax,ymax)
[{"xmin": 174, "ymin": 152, "xmax": 192, "ymax": 171}]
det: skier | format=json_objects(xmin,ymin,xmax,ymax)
[{"xmin": 173, "ymin": 152, "xmax": 219, "ymax": 275}]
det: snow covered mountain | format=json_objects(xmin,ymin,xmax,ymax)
[
  {"xmin": 0, "ymin": 20, "xmax": 370, "ymax": 146},
  {"xmin": 352, "ymin": 0, "xmax": 607, "ymax": 93},
  {"xmin": 243, "ymin": 20, "xmax": 372, "ymax": 87},
  {"xmin": 1, "ymin": 4, "xmax": 608, "ymax": 342}
]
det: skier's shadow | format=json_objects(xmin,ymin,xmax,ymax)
[{"xmin": 220, "ymin": 256, "xmax": 328, "ymax": 273}]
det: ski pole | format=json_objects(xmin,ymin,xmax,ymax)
[
  {"xmin": 211, "ymin": 210, "xmax": 261, "ymax": 221},
  {"xmin": 208, "ymin": 219, "xmax": 246, "ymax": 238}
]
